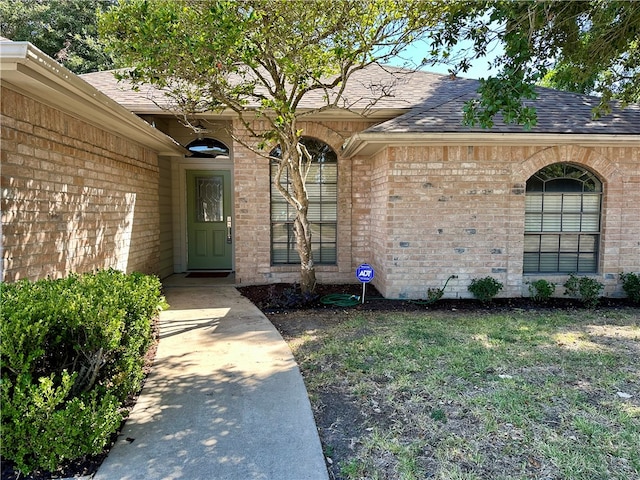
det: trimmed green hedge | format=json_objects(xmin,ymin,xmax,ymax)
[{"xmin": 0, "ymin": 269, "xmax": 167, "ymax": 474}]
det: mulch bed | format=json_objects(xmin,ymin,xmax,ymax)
[{"xmin": 237, "ymin": 282, "xmax": 637, "ymax": 314}]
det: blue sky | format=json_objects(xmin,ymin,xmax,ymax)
[{"xmin": 388, "ymin": 37, "xmax": 504, "ymax": 80}]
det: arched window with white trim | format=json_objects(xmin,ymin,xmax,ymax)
[{"xmin": 524, "ymin": 163, "xmax": 602, "ymax": 273}]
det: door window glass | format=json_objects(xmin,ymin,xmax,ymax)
[{"xmin": 196, "ymin": 176, "xmax": 224, "ymax": 222}]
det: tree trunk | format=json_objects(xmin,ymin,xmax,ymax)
[
  {"xmin": 294, "ymin": 213, "xmax": 316, "ymax": 293},
  {"xmin": 273, "ymin": 135, "xmax": 317, "ymax": 294},
  {"xmin": 289, "ymin": 141, "xmax": 316, "ymax": 294}
]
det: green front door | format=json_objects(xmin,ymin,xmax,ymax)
[{"xmin": 186, "ymin": 170, "xmax": 233, "ymax": 270}]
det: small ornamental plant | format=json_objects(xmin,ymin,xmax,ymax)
[
  {"xmin": 265, "ymin": 283, "xmax": 319, "ymax": 309},
  {"xmin": 563, "ymin": 273, "xmax": 604, "ymax": 308},
  {"xmin": 527, "ymin": 279, "xmax": 556, "ymax": 303},
  {"xmin": 468, "ymin": 276, "xmax": 503, "ymax": 302},
  {"xmin": 425, "ymin": 275, "xmax": 458, "ymax": 304},
  {"xmin": 619, "ymin": 272, "xmax": 640, "ymax": 303}
]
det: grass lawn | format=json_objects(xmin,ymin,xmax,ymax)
[{"xmin": 279, "ymin": 308, "xmax": 640, "ymax": 480}]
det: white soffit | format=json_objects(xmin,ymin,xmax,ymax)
[{"xmin": 341, "ymin": 131, "xmax": 640, "ymax": 157}]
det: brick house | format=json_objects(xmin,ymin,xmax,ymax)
[{"xmin": 3, "ymin": 40, "xmax": 639, "ymax": 298}]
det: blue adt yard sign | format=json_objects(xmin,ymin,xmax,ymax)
[
  {"xmin": 356, "ymin": 263, "xmax": 375, "ymax": 283},
  {"xmin": 356, "ymin": 263, "xmax": 375, "ymax": 304}
]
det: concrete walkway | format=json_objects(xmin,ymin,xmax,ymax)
[{"xmin": 94, "ymin": 283, "xmax": 328, "ymax": 480}]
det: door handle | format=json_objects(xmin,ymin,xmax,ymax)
[{"xmin": 226, "ymin": 216, "xmax": 232, "ymax": 244}]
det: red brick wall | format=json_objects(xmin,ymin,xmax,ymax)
[{"xmin": 1, "ymin": 87, "xmax": 161, "ymax": 282}]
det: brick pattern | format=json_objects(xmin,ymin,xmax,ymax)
[
  {"xmin": 1, "ymin": 87, "xmax": 160, "ymax": 282},
  {"xmin": 232, "ymin": 119, "xmax": 273, "ymax": 285},
  {"xmin": 230, "ymin": 118, "xmax": 638, "ymax": 298},
  {"xmin": 366, "ymin": 148, "xmax": 390, "ymax": 289},
  {"xmin": 361, "ymin": 144, "xmax": 639, "ymax": 299},
  {"xmin": 3, "ymin": 88, "xmax": 637, "ymax": 299},
  {"xmin": 232, "ymin": 119, "xmax": 375, "ymax": 285},
  {"xmin": 157, "ymin": 155, "xmax": 174, "ymax": 278}
]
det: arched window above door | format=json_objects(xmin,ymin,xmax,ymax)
[{"xmin": 186, "ymin": 138, "xmax": 230, "ymax": 158}]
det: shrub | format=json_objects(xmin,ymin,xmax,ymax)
[
  {"xmin": 1, "ymin": 372, "xmax": 122, "ymax": 472},
  {"xmin": 0, "ymin": 269, "xmax": 166, "ymax": 474},
  {"xmin": 619, "ymin": 272, "xmax": 640, "ymax": 303},
  {"xmin": 468, "ymin": 276, "xmax": 503, "ymax": 302},
  {"xmin": 425, "ymin": 275, "xmax": 458, "ymax": 304},
  {"xmin": 563, "ymin": 274, "xmax": 603, "ymax": 308},
  {"xmin": 426, "ymin": 287, "xmax": 444, "ymax": 303},
  {"xmin": 527, "ymin": 279, "xmax": 556, "ymax": 302}
]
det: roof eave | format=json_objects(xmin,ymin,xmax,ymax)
[
  {"xmin": 342, "ymin": 131, "xmax": 640, "ymax": 157},
  {"xmin": 136, "ymin": 106, "xmax": 407, "ymax": 123},
  {"xmin": 0, "ymin": 41, "xmax": 187, "ymax": 157}
]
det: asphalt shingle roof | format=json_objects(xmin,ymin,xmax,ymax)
[
  {"xmin": 80, "ymin": 64, "xmax": 448, "ymax": 112},
  {"xmin": 370, "ymin": 79, "xmax": 640, "ymax": 134},
  {"xmin": 80, "ymin": 70, "xmax": 171, "ymax": 112},
  {"xmin": 80, "ymin": 64, "xmax": 640, "ymax": 135}
]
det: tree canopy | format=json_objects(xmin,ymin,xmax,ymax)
[
  {"xmin": 99, "ymin": 0, "xmax": 440, "ymax": 291},
  {"xmin": 99, "ymin": 0, "xmax": 437, "ymax": 123},
  {"xmin": 425, "ymin": 0, "xmax": 640, "ymax": 128},
  {"xmin": 0, "ymin": 0, "xmax": 115, "ymax": 74},
  {"xmin": 98, "ymin": 0, "xmax": 640, "ymax": 290},
  {"xmin": 4, "ymin": 0, "xmax": 637, "ymax": 124}
]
